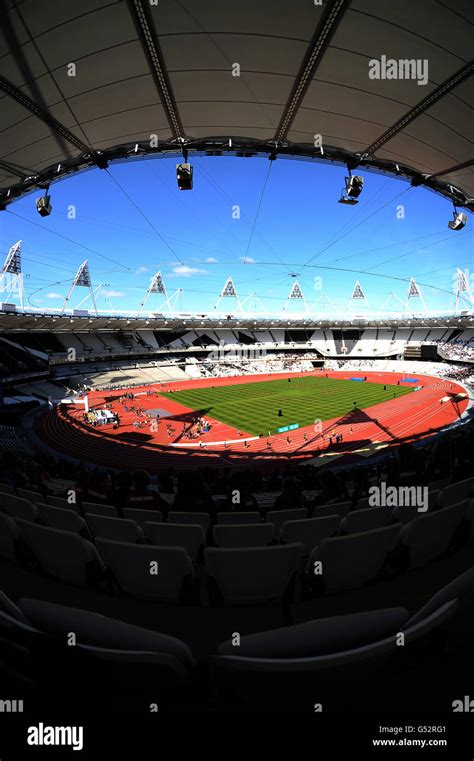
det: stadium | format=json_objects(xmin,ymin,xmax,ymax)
[{"xmin": 0, "ymin": 0, "xmax": 473, "ymax": 739}]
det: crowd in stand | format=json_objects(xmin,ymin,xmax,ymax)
[{"xmin": 438, "ymin": 339, "xmax": 474, "ymax": 362}]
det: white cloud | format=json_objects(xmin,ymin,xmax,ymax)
[
  {"xmin": 46, "ymin": 292, "xmax": 63, "ymax": 299},
  {"xmin": 240, "ymin": 256, "xmax": 256, "ymax": 263},
  {"xmin": 102, "ymin": 289, "xmax": 125, "ymax": 298},
  {"xmin": 135, "ymin": 266, "xmax": 150, "ymax": 274},
  {"xmin": 205, "ymin": 257, "xmax": 218, "ymax": 263},
  {"xmin": 171, "ymin": 265, "xmax": 206, "ymax": 277}
]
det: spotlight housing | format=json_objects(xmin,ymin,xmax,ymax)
[
  {"xmin": 448, "ymin": 211, "xmax": 467, "ymax": 231},
  {"xmin": 36, "ymin": 194, "xmax": 52, "ymax": 217},
  {"xmin": 176, "ymin": 163, "xmax": 193, "ymax": 190},
  {"xmin": 338, "ymin": 174, "xmax": 364, "ymax": 205}
]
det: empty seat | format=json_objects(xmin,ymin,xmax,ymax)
[
  {"xmin": 81, "ymin": 502, "xmax": 118, "ymax": 518},
  {"xmin": 16, "ymin": 520, "xmax": 105, "ymax": 586},
  {"xmin": 407, "ymin": 567, "xmax": 474, "ymax": 627},
  {"xmin": 266, "ymin": 509, "xmax": 307, "ymax": 538},
  {"xmin": 397, "ymin": 501, "xmax": 468, "ymax": 569},
  {"xmin": 0, "ymin": 512, "xmax": 21, "ymax": 562},
  {"xmin": 391, "ymin": 504, "xmax": 424, "ymax": 524},
  {"xmin": 211, "ymin": 608, "xmax": 408, "ymax": 710},
  {"xmin": 0, "ymin": 494, "xmax": 39, "ymax": 522},
  {"xmin": 205, "ymin": 544, "xmax": 304, "ymax": 605},
  {"xmin": 352, "ymin": 495, "xmax": 372, "ymax": 511},
  {"xmin": 168, "ymin": 511, "xmax": 211, "ymax": 529},
  {"xmin": 145, "ymin": 522, "xmax": 205, "ymax": 560},
  {"xmin": 212, "ymin": 523, "xmax": 273, "ymax": 548},
  {"xmin": 0, "ymin": 483, "xmax": 16, "ymax": 495},
  {"xmin": 40, "ymin": 505, "xmax": 88, "ymax": 535},
  {"xmin": 123, "ymin": 508, "xmax": 163, "ymax": 530},
  {"xmin": 438, "ymin": 478, "xmax": 473, "ymax": 508},
  {"xmin": 312, "ymin": 501, "xmax": 351, "ymax": 519},
  {"xmin": 47, "ymin": 495, "xmax": 80, "ymax": 512},
  {"xmin": 428, "ymin": 477, "xmax": 450, "ymax": 492},
  {"xmin": 17, "ymin": 488, "xmax": 46, "ymax": 504},
  {"xmin": 96, "ymin": 539, "xmax": 194, "ymax": 602},
  {"xmin": 339, "ymin": 507, "xmax": 390, "ymax": 535},
  {"xmin": 308, "ymin": 524, "xmax": 401, "ymax": 593},
  {"xmin": 280, "ymin": 515, "xmax": 340, "ymax": 555},
  {"xmin": 86, "ymin": 514, "xmax": 143, "ymax": 543},
  {"xmin": 217, "ymin": 511, "xmax": 260, "ymax": 525},
  {"xmin": 18, "ymin": 598, "xmax": 195, "ymax": 674}
]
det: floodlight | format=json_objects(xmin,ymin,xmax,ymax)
[
  {"xmin": 338, "ymin": 174, "xmax": 364, "ymax": 205},
  {"xmin": 176, "ymin": 163, "xmax": 193, "ymax": 190},
  {"xmin": 36, "ymin": 193, "xmax": 52, "ymax": 217},
  {"xmin": 448, "ymin": 211, "xmax": 467, "ymax": 231}
]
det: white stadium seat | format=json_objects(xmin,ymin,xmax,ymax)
[
  {"xmin": 339, "ymin": 507, "xmax": 391, "ymax": 535},
  {"xmin": 123, "ymin": 508, "xmax": 163, "ymax": 530},
  {"xmin": 280, "ymin": 515, "xmax": 340, "ymax": 555},
  {"xmin": 397, "ymin": 501, "xmax": 468, "ymax": 569},
  {"xmin": 212, "ymin": 523, "xmax": 273, "ymax": 548},
  {"xmin": 216, "ymin": 511, "xmax": 260, "ymax": 525},
  {"xmin": 168, "ymin": 511, "xmax": 211, "ymax": 530},
  {"xmin": 308, "ymin": 524, "xmax": 401, "ymax": 593},
  {"xmin": 266, "ymin": 509, "xmax": 307, "ymax": 538},
  {"xmin": 205, "ymin": 544, "xmax": 304, "ymax": 605},
  {"xmin": 144, "ymin": 522, "xmax": 205, "ymax": 560},
  {"xmin": 86, "ymin": 514, "xmax": 143, "ymax": 543},
  {"xmin": 16, "ymin": 520, "xmax": 105, "ymax": 586},
  {"xmin": 40, "ymin": 504, "xmax": 89, "ymax": 535},
  {"xmin": 95, "ymin": 539, "xmax": 194, "ymax": 602}
]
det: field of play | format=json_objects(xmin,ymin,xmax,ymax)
[{"xmin": 162, "ymin": 375, "xmax": 413, "ymax": 436}]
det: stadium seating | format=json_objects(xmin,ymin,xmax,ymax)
[
  {"xmin": 86, "ymin": 514, "xmax": 144, "ymax": 543},
  {"xmin": 397, "ymin": 501, "xmax": 468, "ymax": 569},
  {"xmin": 216, "ymin": 511, "xmax": 260, "ymax": 524},
  {"xmin": 438, "ymin": 478, "xmax": 474, "ymax": 508},
  {"xmin": 312, "ymin": 501, "xmax": 351, "ymax": 519},
  {"xmin": 266, "ymin": 508, "xmax": 307, "ymax": 537},
  {"xmin": 144, "ymin": 522, "xmax": 205, "ymax": 560},
  {"xmin": 0, "ymin": 512, "xmax": 21, "ymax": 562},
  {"xmin": 280, "ymin": 515, "xmax": 340, "ymax": 554},
  {"xmin": 95, "ymin": 539, "xmax": 195, "ymax": 602},
  {"xmin": 168, "ymin": 511, "xmax": 211, "ymax": 529},
  {"xmin": 339, "ymin": 507, "xmax": 391, "ymax": 534},
  {"xmin": 308, "ymin": 524, "xmax": 401, "ymax": 593},
  {"xmin": 123, "ymin": 508, "xmax": 163, "ymax": 529},
  {"xmin": 82, "ymin": 502, "xmax": 118, "ymax": 519},
  {"xmin": 40, "ymin": 505, "xmax": 89, "ymax": 535},
  {"xmin": 212, "ymin": 523, "xmax": 273, "ymax": 548},
  {"xmin": 205, "ymin": 544, "xmax": 304, "ymax": 605},
  {"xmin": 0, "ymin": 494, "xmax": 39, "ymax": 522},
  {"xmin": 16, "ymin": 520, "xmax": 105, "ymax": 586}
]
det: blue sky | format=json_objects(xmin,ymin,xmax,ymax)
[{"xmin": 1, "ymin": 156, "xmax": 472, "ymax": 315}]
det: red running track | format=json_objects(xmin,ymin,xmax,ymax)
[{"xmin": 35, "ymin": 370, "xmax": 469, "ymax": 473}]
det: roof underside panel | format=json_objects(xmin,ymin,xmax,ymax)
[{"xmin": 0, "ymin": 0, "xmax": 472, "ymax": 204}]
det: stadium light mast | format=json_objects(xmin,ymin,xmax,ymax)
[
  {"xmin": 404, "ymin": 277, "xmax": 427, "ymax": 316},
  {"xmin": 215, "ymin": 277, "xmax": 242, "ymax": 314},
  {"xmin": 139, "ymin": 271, "xmax": 171, "ymax": 313},
  {"xmin": 454, "ymin": 268, "xmax": 473, "ymax": 312},
  {"xmin": 0, "ymin": 240, "xmax": 24, "ymax": 310},
  {"xmin": 61, "ymin": 260, "xmax": 98, "ymax": 316},
  {"xmin": 348, "ymin": 280, "xmax": 370, "ymax": 315},
  {"xmin": 282, "ymin": 280, "xmax": 308, "ymax": 313}
]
